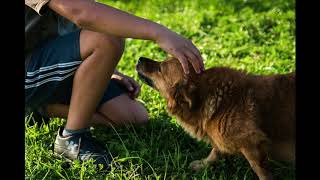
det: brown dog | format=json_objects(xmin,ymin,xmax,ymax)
[{"xmin": 136, "ymin": 57, "xmax": 295, "ymax": 180}]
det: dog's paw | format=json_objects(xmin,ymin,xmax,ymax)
[{"xmin": 189, "ymin": 160, "xmax": 206, "ymax": 171}]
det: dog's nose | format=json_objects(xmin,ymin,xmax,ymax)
[
  {"xmin": 137, "ymin": 57, "xmax": 146, "ymax": 70},
  {"xmin": 137, "ymin": 57, "xmax": 148, "ymax": 69},
  {"xmin": 138, "ymin": 57, "xmax": 148, "ymax": 64}
]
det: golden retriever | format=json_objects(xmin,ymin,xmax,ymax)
[{"xmin": 136, "ymin": 57, "xmax": 295, "ymax": 180}]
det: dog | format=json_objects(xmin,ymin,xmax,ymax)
[{"xmin": 136, "ymin": 57, "xmax": 295, "ymax": 180}]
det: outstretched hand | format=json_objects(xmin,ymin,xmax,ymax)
[{"xmin": 154, "ymin": 28, "xmax": 205, "ymax": 74}]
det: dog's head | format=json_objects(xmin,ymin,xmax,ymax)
[{"xmin": 136, "ymin": 57, "xmax": 201, "ymax": 113}]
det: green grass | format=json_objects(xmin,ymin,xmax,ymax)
[{"xmin": 25, "ymin": 0, "xmax": 295, "ymax": 179}]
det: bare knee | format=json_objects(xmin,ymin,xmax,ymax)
[
  {"xmin": 97, "ymin": 35, "xmax": 125, "ymax": 58},
  {"xmin": 132, "ymin": 103, "xmax": 149, "ymax": 124},
  {"xmin": 80, "ymin": 30, "xmax": 125, "ymax": 60},
  {"xmin": 98, "ymin": 95, "xmax": 149, "ymax": 126},
  {"xmin": 119, "ymin": 102, "xmax": 149, "ymax": 125}
]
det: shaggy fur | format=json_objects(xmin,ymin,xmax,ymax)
[{"xmin": 136, "ymin": 57, "xmax": 295, "ymax": 180}]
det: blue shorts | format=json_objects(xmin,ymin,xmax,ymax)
[{"xmin": 25, "ymin": 30, "xmax": 126, "ymax": 113}]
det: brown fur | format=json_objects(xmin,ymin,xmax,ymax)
[{"xmin": 136, "ymin": 57, "xmax": 295, "ymax": 180}]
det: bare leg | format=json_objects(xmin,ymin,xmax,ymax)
[
  {"xmin": 45, "ymin": 94, "xmax": 148, "ymax": 127},
  {"xmin": 45, "ymin": 103, "xmax": 109, "ymax": 126},
  {"xmin": 97, "ymin": 94, "xmax": 148, "ymax": 125},
  {"xmin": 65, "ymin": 30, "xmax": 124, "ymax": 130},
  {"xmin": 189, "ymin": 147, "xmax": 219, "ymax": 171}
]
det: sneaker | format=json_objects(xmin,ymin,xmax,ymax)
[{"xmin": 53, "ymin": 127, "xmax": 111, "ymax": 170}]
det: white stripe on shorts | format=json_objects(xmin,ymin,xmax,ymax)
[
  {"xmin": 25, "ymin": 66, "xmax": 78, "ymax": 83},
  {"xmin": 25, "ymin": 71, "xmax": 75, "ymax": 89},
  {"xmin": 26, "ymin": 61, "xmax": 82, "ymax": 77}
]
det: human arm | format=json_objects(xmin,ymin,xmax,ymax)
[{"xmin": 47, "ymin": 0, "xmax": 204, "ymax": 74}]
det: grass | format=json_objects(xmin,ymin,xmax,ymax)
[{"xmin": 25, "ymin": 0, "xmax": 295, "ymax": 179}]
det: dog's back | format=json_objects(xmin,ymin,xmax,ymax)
[{"xmin": 252, "ymin": 72, "xmax": 295, "ymax": 162}]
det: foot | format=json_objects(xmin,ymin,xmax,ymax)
[
  {"xmin": 189, "ymin": 159, "xmax": 207, "ymax": 171},
  {"xmin": 53, "ymin": 127, "xmax": 111, "ymax": 170}
]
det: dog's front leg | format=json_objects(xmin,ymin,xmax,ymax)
[{"xmin": 189, "ymin": 147, "xmax": 219, "ymax": 171}]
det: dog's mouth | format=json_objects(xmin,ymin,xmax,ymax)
[
  {"xmin": 137, "ymin": 71, "xmax": 155, "ymax": 88},
  {"xmin": 136, "ymin": 57, "xmax": 160, "ymax": 89}
]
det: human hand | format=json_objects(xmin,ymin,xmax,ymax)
[
  {"xmin": 112, "ymin": 72, "xmax": 140, "ymax": 99},
  {"xmin": 154, "ymin": 28, "xmax": 205, "ymax": 74}
]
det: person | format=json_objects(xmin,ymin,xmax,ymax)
[{"xmin": 25, "ymin": 0, "xmax": 204, "ymax": 169}]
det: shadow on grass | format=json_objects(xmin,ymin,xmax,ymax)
[
  {"xmin": 25, "ymin": 103, "xmax": 295, "ymax": 178},
  {"xmin": 92, "ymin": 113, "xmax": 295, "ymax": 179}
]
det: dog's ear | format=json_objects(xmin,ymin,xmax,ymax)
[
  {"xmin": 166, "ymin": 87, "xmax": 179, "ymax": 114},
  {"xmin": 167, "ymin": 96, "xmax": 177, "ymax": 111},
  {"xmin": 167, "ymin": 74, "xmax": 200, "ymax": 113},
  {"xmin": 180, "ymin": 83, "xmax": 199, "ymax": 110},
  {"xmin": 175, "ymin": 78, "xmax": 200, "ymax": 111}
]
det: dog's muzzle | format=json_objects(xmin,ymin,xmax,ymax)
[
  {"xmin": 137, "ymin": 71, "xmax": 155, "ymax": 88},
  {"xmin": 136, "ymin": 57, "xmax": 155, "ymax": 88}
]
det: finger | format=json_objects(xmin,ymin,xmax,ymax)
[
  {"xmin": 123, "ymin": 79, "xmax": 134, "ymax": 91},
  {"xmin": 129, "ymin": 92, "xmax": 135, "ymax": 99},
  {"xmin": 188, "ymin": 42, "xmax": 205, "ymax": 71},
  {"xmin": 129, "ymin": 79, "xmax": 141, "ymax": 97},
  {"xmin": 134, "ymin": 85, "xmax": 140, "ymax": 97},
  {"xmin": 183, "ymin": 48, "xmax": 201, "ymax": 74},
  {"xmin": 174, "ymin": 51, "xmax": 189, "ymax": 74}
]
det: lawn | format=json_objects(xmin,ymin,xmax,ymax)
[{"xmin": 25, "ymin": 0, "xmax": 296, "ymax": 179}]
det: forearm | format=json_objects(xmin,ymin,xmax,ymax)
[
  {"xmin": 48, "ymin": 0, "xmax": 167, "ymax": 41},
  {"xmin": 47, "ymin": 0, "xmax": 204, "ymax": 74}
]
